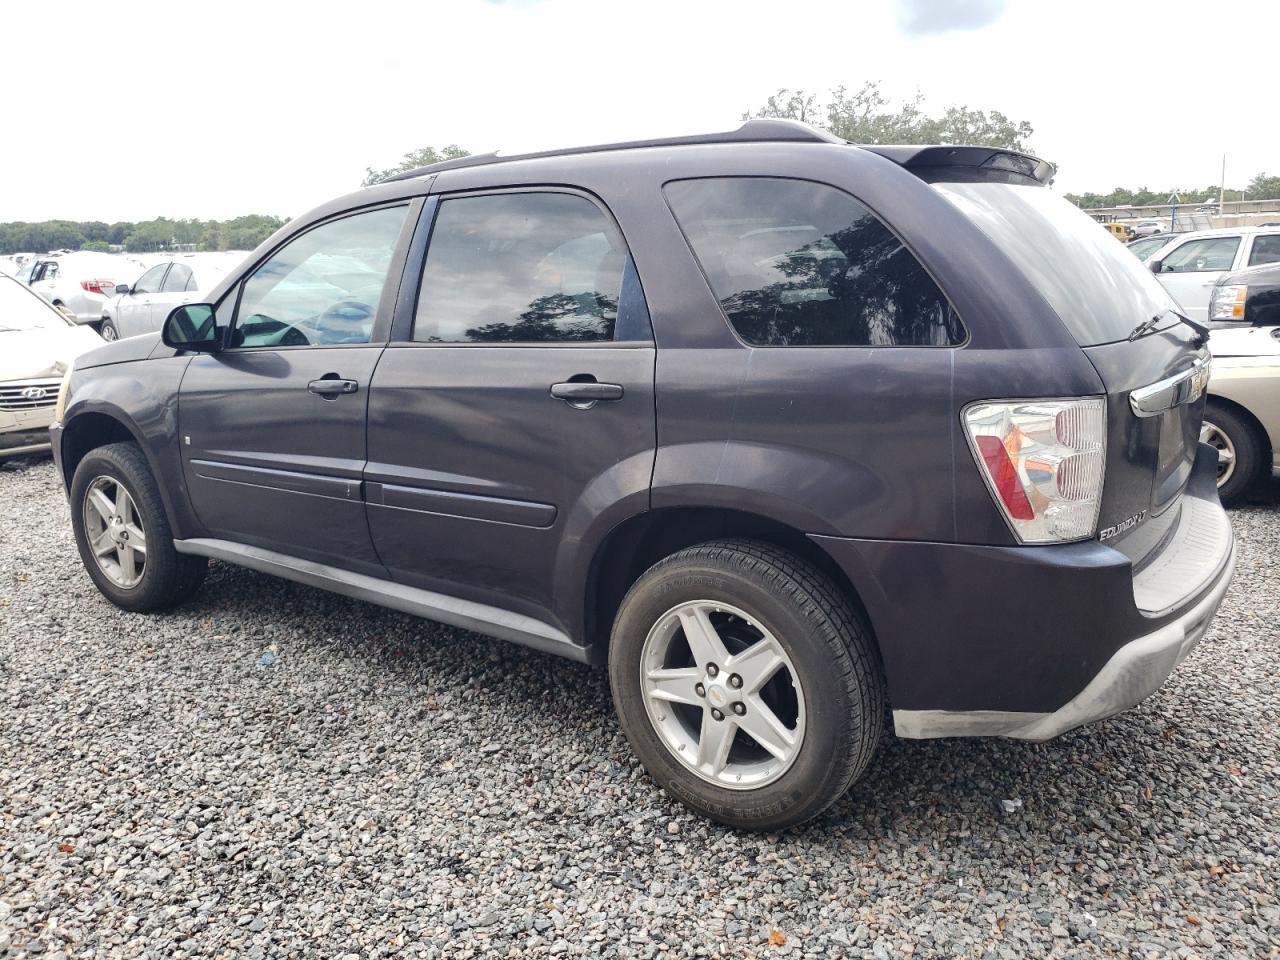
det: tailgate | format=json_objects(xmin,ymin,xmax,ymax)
[{"xmin": 1082, "ymin": 329, "xmax": 1210, "ymax": 569}]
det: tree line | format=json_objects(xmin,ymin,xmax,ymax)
[
  {"xmin": 10, "ymin": 80, "xmax": 1278, "ymax": 253},
  {"xmin": 0, "ymin": 214, "xmax": 286, "ymax": 256},
  {"xmin": 1064, "ymin": 173, "xmax": 1280, "ymax": 209}
]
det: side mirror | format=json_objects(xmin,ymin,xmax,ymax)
[
  {"xmin": 162, "ymin": 303, "xmax": 220, "ymax": 352},
  {"xmin": 115, "ymin": 283, "xmax": 130, "ymax": 294},
  {"xmin": 1149, "ymin": 258, "xmax": 1163, "ymax": 274}
]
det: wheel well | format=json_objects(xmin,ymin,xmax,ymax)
[
  {"xmin": 59, "ymin": 413, "xmax": 136, "ymax": 489},
  {"xmin": 586, "ymin": 507, "xmax": 875, "ymax": 655},
  {"xmin": 1207, "ymin": 394, "xmax": 1272, "ymax": 463}
]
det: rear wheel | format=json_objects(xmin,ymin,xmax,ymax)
[
  {"xmin": 69, "ymin": 442, "xmax": 206, "ymax": 611},
  {"xmin": 1201, "ymin": 402, "xmax": 1263, "ymax": 505},
  {"xmin": 609, "ymin": 539, "xmax": 884, "ymax": 830}
]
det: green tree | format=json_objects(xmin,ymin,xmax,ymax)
[
  {"xmin": 363, "ymin": 144, "xmax": 470, "ymax": 186},
  {"xmin": 746, "ymin": 82, "xmax": 1035, "ymax": 151},
  {"xmin": 1247, "ymin": 172, "xmax": 1280, "ymax": 199}
]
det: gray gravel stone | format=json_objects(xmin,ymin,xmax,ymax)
[{"xmin": 1, "ymin": 457, "xmax": 1278, "ymax": 958}]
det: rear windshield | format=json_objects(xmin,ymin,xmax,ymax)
[{"xmin": 934, "ymin": 181, "xmax": 1179, "ymax": 346}]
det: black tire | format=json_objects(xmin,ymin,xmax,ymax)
[
  {"xmin": 69, "ymin": 442, "xmax": 206, "ymax": 611},
  {"xmin": 1203, "ymin": 402, "xmax": 1263, "ymax": 506},
  {"xmin": 98, "ymin": 318, "xmax": 119, "ymax": 341},
  {"xmin": 609, "ymin": 539, "xmax": 884, "ymax": 830}
]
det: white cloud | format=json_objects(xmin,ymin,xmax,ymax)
[
  {"xmin": 896, "ymin": 0, "xmax": 1006, "ymax": 36},
  {"xmin": 0, "ymin": 0, "xmax": 1275, "ymax": 222}
]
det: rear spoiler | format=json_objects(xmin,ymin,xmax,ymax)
[{"xmin": 862, "ymin": 145, "xmax": 1056, "ymax": 186}]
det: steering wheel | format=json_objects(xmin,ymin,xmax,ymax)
[{"xmin": 313, "ymin": 298, "xmax": 374, "ymax": 344}]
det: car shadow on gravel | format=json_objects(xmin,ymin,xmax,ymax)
[{"xmin": 175, "ymin": 548, "xmax": 1254, "ymax": 851}]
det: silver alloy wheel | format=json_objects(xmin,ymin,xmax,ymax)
[
  {"xmin": 1200, "ymin": 421, "xmax": 1236, "ymax": 487},
  {"xmin": 82, "ymin": 475, "xmax": 146, "ymax": 588},
  {"xmin": 639, "ymin": 600, "xmax": 806, "ymax": 790},
  {"xmin": 100, "ymin": 321, "xmax": 117, "ymax": 341}
]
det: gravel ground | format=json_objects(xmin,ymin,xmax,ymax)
[{"xmin": 1, "ymin": 456, "xmax": 1277, "ymax": 960}]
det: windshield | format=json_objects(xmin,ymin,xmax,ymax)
[
  {"xmin": 934, "ymin": 181, "xmax": 1179, "ymax": 346},
  {"xmin": 0, "ymin": 276, "xmax": 70, "ymax": 331}
]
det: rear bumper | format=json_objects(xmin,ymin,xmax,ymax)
[
  {"xmin": 812, "ymin": 443, "xmax": 1235, "ymax": 740},
  {"xmin": 892, "ymin": 538, "xmax": 1234, "ymax": 740}
]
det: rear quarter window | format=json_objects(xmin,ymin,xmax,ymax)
[{"xmin": 664, "ymin": 177, "xmax": 963, "ymax": 347}]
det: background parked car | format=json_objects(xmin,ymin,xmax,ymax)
[
  {"xmin": 1103, "ymin": 222, "xmax": 1135, "ymax": 241},
  {"xmin": 1131, "ymin": 220, "xmax": 1166, "ymax": 237},
  {"xmin": 1148, "ymin": 227, "xmax": 1280, "ymax": 321},
  {"xmin": 100, "ymin": 253, "xmax": 245, "ymax": 341},
  {"xmin": 23, "ymin": 252, "xmax": 148, "ymax": 330},
  {"xmin": 1, "ymin": 275, "xmax": 102, "ymax": 458},
  {"xmin": 1203, "ymin": 270, "xmax": 1280, "ymax": 502}
]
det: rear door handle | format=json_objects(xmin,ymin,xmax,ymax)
[
  {"xmin": 550, "ymin": 381, "xmax": 623, "ymax": 408},
  {"xmin": 308, "ymin": 378, "xmax": 359, "ymax": 398}
]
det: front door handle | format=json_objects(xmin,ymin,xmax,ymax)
[
  {"xmin": 550, "ymin": 381, "xmax": 623, "ymax": 407},
  {"xmin": 308, "ymin": 377, "xmax": 359, "ymax": 399}
]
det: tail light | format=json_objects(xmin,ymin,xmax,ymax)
[
  {"xmin": 963, "ymin": 398, "xmax": 1107, "ymax": 543},
  {"xmin": 80, "ymin": 279, "xmax": 115, "ymax": 296},
  {"xmin": 1209, "ymin": 284, "xmax": 1246, "ymax": 321}
]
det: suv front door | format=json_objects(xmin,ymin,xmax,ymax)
[
  {"xmin": 118, "ymin": 263, "xmax": 168, "ymax": 338},
  {"xmin": 365, "ymin": 190, "xmax": 656, "ymax": 637},
  {"xmin": 178, "ymin": 203, "xmax": 414, "ymax": 575}
]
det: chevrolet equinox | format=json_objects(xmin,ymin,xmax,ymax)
[{"xmin": 50, "ymin": 119, "xmax": 1236, "ymax": 829}]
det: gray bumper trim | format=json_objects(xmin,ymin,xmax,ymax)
[{"xmin": 893, "ymin": 540, "xmax": 1236, "ymax": 742}]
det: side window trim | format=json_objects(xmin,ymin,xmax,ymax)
[
  {"xmin": 222, "ymin": 198, "xmax": 423, "ymax": 351},
  {"xmin": 390, "ymin": 186, "xmax": 652, "ymax": 346}
]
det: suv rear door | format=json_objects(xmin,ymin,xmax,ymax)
[
  {"xmin": 177, "ymin": 203, "xmax": 415, "ymax": 576},
  {"xmin": 364, "ymin": 190, "xmax": 656, "ymax": 638}
]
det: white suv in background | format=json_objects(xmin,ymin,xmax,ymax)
[
  {"xmin": 100, "ymin": 253, "xmax": 244, "ymax": 340},
  {"xmin": 1150, "ymin": 228, "xmax": 1280, "ymax": 321}
]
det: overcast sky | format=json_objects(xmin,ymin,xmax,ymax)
[{"xmin": 3, "ymin": 0, "xmax": 1275, "ymax": 222}]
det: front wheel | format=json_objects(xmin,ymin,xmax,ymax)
[
  {"xmin": 609, "ymin": 539, "xmax": 884, "ymax": 830},
  {"xmin": 1201, "ymin": 403, "xmax": 1262, "ymax": 505},
  {"xmin": 98, "ymin": 318, "xmax": 119, "ymax": 341},
  {"xmin": 69, "ymin": 442, "xmax": 206, "ymax": 611}
]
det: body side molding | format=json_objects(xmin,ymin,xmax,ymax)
[{"xmin": 173, "ymin": 538, "xmax": 588, "ymax": 661}]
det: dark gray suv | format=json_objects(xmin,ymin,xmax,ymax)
[{"xmin": 50, "ymin": 120, "xmax": 1235, "ymax": 829}]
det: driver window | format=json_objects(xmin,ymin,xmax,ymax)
[
  {"xmin": 231, "ymin": 205, "xmax": 408, "ymax": 348},
  {"xmin": 134, "ymin": 264, "xmax": 168, "ymax": 294},
  {"xmin": 1160, "ymin": 237, "xmax": 1240, "ymax": 273}
]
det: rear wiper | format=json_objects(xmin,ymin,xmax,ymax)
[{"xmin": 1128, "ymin": 309, "xmax": 1209, "ymax": 346}]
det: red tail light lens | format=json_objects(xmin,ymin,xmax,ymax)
[
  {"xmin": 79, "ymin": 279, "xmax": 115, "ymax": 295},
  {"xmin": 974, "ymin": 435, "xmax": 1034, "ymax": 520}
]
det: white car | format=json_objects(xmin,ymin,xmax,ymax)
[
  {"xmin": 1, "ymin": 275, "xmax": 102, "ymax": 458},
  {"xmin": 100, "ymin": 253, "xmax": 245, "ymax": 341},
  {"xmin": 1131, "ymin": 220, "xmax": 1166, "ymax": 237},
  {"xmin": 1149, "ymin": 227, "xmax": 1280, "ymax": 322},
  {"xmin": 24, "ymin": 252, "xmax": 149, "ymax": 329}
]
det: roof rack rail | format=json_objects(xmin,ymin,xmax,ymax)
[{"xmin": 383, "ymin": 118, "xmax": 847, "ymax": 182}]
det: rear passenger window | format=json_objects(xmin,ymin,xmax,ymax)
[
  {"xmin": 1248, "ymin": 235, "xmax": 1280, "ymax": 267},
  {"xmin": 414, "ymin": 192, "xmax": 629, "ymax": 343},
  {"xmin": 665, "ymin": 178, "xmax": 963, "ymax": 346}
]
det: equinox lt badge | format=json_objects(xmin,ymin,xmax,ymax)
[{"xmin": 1099, "ymin": 511, "xmax": 1147, "ymax": 541}]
